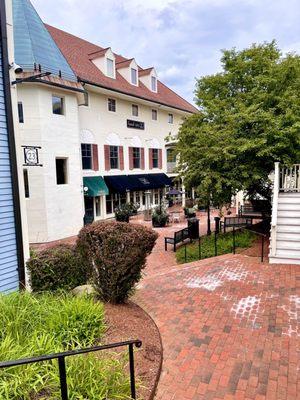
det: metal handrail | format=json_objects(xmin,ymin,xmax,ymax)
[
  {"xmin": 0, "ymin": 339, "xmax": 142, "ymax": 400},
  {"xmin": 181, "ymin": 225, "xmax": 267, "ymax": 264}
]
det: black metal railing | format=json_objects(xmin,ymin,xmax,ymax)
[
  {"xmin": 0, "ymin": 339, "xmax": 142, "ymax": 400},
  {"xmin": 181, "ymin": 221, "xmax": 267, "ymax": 264}
]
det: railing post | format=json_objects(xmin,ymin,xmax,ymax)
[
  {"xmin": 58, "ymin": 356, "xmax": 68, "ymax": 400},
  {"xmin": 232, "ymin": 227, "xmax": 236, "ymax": 254},
  {"xmin": 128, "ymin": 343, "xmax": 136, "ymax": 399},
  {"xmin": 271, "ymin": 162, "xmax": 280, "ymax": 257},
  {"xmin": 214, "ymin": 231, "xmax": 217, "ymax": 256}
]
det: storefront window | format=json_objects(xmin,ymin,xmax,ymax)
[
  {"xmin": 106, "ymin": 195, "xmax": 113, "ymax": 214},
  {"xmin": 95, "ymin": 197, "xmax": 101, "ymax": 217}
]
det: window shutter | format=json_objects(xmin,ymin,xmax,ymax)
[
  {"xmin": 119, "ymin": 146, "xmax": 124, "ymax": 170},
  {"xmin": 129, "ymin": 147, "xmax": 133, "ymax": 170},
  {"xmin": 141, "ymin": 148, "xmax": 145, "ymax": 170},
  {"xmin": 104, "ymin": 145, "xmax": 110, "ymax": 171},
  {"xmin": 92, "ymin": 144, "xmax": 99, "ymax": 171},
  {"xmin": 149, "ymin": 148, "xmax": 153, "ymax": 169},
  {"xmin": 158, "ymin": 149, "xmax": 162, "ymax": 169}
]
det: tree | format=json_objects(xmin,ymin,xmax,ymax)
[{"xmin": 177, "ymin": 41, "xmax": 300, "ymax": 228}]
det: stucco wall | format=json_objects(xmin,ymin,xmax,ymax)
[{"xmin": 17, "ymin": 84, "xmax": 84, "ymax": 243}]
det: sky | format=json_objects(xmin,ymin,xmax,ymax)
[{"xmin": 31, "ymin": 0, "xmax": 300, "ymax": 104}]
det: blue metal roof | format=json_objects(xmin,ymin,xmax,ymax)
[{"xmin": 12, "ymin": 0, "xmax": 76, "ymax": 81}]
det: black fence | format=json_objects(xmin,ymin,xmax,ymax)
[
  {"xmin": 0, "ymin": 339, "xmax": 142, "ymax": 400},
  {"xmin": 182, "ymin": 221, "xmax": 267, "ymax": 264}
]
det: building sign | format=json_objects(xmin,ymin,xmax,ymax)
[
  {"xmin": 22, "ymin": 146, "xmax": 42, "ymax": 166},
  {"xmin": 127, "ymin": 119, "xmax": 145, "ymax": 130}
]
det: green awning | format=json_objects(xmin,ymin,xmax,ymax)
[{"xmin": 83, "ymin": 176, "xmax": 109, "ymax": 197}]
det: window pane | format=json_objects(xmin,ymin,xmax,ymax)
[
  {"xmin": 106, "ymin": 195, "xmax": 113, "ymax": 214},
  {"xmin": 167, "ymin": 148, "xmax": 176, "ymax": 162},
  {"xmin": 151, "ymin": 76, "xmax": 157, "ymax": 91},
  {"xmin": 168, "ymin": 113, "xmax": 173, "ymax": 123},
  {"xmin": 152, "ymin": 109, "xmax": 157, "ymax": 120},
  {"xmin": 107, "ymin": 58, "xmax": 114, "ymax": 77},
  {"xmin": 81, "ymin": 143, "xmax": 92, "ymax": 170},
  {"xmin": 108, "ymin": 98, "xmax": 116, "ymax": 112},
  {"xmin": 132, "ymin": 104, "xmax": 138, "ymax": 117},
  {"xmin": 110, "ymin": 146, "xmax": 119, "ymax": 169},
  {"xmin": 56, "ymin": 158, "xmax": 67, "ymax": 184},
  {"xmin": 23, "ymin": 169, "xmax": 29, "ymax": 198},
  {"xmin": 95, "ymin": 197, "xmax": 101, "ymax": 216},
  {"xmin": 52, "ymin": 96, "xmax": 64, "ymax": 115},
  {"xmin": 18, "ymin": 102, "xmax": 24, "ymax": 123},
  {"xmin": 131, "ymin": 68, "xmax": 137, "ymax": 85},
  {"xmin": 152, "ymin": 148, "xmax": 159, "ymax": 168},
  {"xmin": 133, "ymin": 147, "xmax": 141, "ymax": 169}
]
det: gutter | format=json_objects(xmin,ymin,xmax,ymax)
[{"xmin": 79, "ymin": 77, "xmax": 196, "ymax": 114}]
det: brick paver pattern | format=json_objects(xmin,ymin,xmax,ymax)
[{"xmin": 133, "ymin": 214, "xmax": 300, "ymax": 400}]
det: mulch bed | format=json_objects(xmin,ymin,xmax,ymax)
[{"xmin": 103, "ymin": 301, "xmax": 162, "ymax": 400}]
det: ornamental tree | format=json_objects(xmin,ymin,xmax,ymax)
[{"xmin": 177, "ymin": 41, "xmax": 300, "ymax": 211}]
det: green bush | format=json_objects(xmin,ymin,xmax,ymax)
[
  {"xmin": 27, "ymin": 244, "xmax": 92, "ymax": 292},
  {"xmin": 0, "ymin": 292, "xmax": 132, "ymax": 399},
  {"xmin": 176, "ymin": 229, "xmax": 256, "ymax": 263},
  {"xmin": 152, "ymin": 205, "xmax": 169, "ymax": 227},
  {"xmin": 77, "ymin": 221, "xmax": 158, "ymax": 303}
]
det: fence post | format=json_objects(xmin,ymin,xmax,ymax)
[
  {"xmin": 58, "ymin": 356, "xmax": 68, "ymax": 400},
  {"xmin": 129, "ymin": 343, "xmax": 136, "ymax": 399},
  {"xmin": 261, "ymin": 236, "xmax": 264, "ymax": 263},
  {"xmin": 233, "ymin": 227, "xmax": 236, "ymax": 254},
  {"xmin": 214, "ymin": 217, "xmax": 220, "ymax": 234},
  {"xmin": 198, "ymin": 237, "xmax": 201, "ymax": 260},
  {"xmin": 214, "ymin": 231, "xmax": 217, "ymax": 257}
]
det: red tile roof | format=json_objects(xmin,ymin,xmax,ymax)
[{"xmin": 45, "ymin": 25, "xmax": 197, "ymax": 113}]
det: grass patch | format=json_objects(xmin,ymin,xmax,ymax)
[
  {"xmin": 0, "ymin": 292, "xmax": 132, "ymax": 399},
  {"xmin": 176, "ymin": 229, "xmax": 256, "ymax": 264}
]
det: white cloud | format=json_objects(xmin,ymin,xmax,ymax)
[{"xmin": 31, "ymin": 0, "xmax": 300, "ymax": 104}]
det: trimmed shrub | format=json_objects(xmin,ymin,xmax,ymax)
[
  {"xmin": 27, "ymin": 244, "xmax": 92, "ymax": 292},
  {"xmin": 77, "ymin": 221, "xmax": 158, "ymax": 303}
]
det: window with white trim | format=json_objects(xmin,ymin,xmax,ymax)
[
  {"xmin": 151, "ymin": 76, "xmax": 157, "ymax": 92},
  {"xmin": 107, "ymin": 58, "xmax": 115, "ymax": 78},
  {"xmin": 131, "ymin": 68, "xmax": 138, "ymax": 85},
  {"xmin": 132, "ymin": 104, "xmax": 138, "ymax": 117},
  {"xmin": 133, "ymin": 147, "xmax": 141, "ymax": 169},
  {"xmin": 152, "ymin": 109, "xmax": 157, "ymax": 120},
  {"xmin": 168, "ymin": 113, "xmax": 174, "ymax": 124},
  {"xmin": 108, "ymin": 98, "xmax": 116, "ymax": 112}
]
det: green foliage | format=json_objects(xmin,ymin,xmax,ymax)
[
  {"xmin": 77, "ymin": 221, "xmax": 158, "ymax": 303},
  {"xmin": 114, "ymin": 203, "xmax": 132, "ymax": 222},
  {"xmin": 152, "ymin": 205, "xmax": 169, "ymax": 227},
  {"xmin": 177, "ymin": 41, "xmax": 300, "ymax": 204},
  {"xmin": 27, "ymin": 244, "xmax": 92, "ymax": 292},
  {"xmin": 0, "ymin": 292, "xmax": 132, "ymax": 399},
  {"xmin": 176, "ymin": 230, "xmax": 256, "ymax": 264}
]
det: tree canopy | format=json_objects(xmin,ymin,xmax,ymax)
[{"xmin": 176, "ymin": 41, "xmax": 300, "ymax": 206}]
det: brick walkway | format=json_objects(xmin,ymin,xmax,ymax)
[{"xmin": 134, "ymin": 224, "xmax": 300, "ymax": 399}]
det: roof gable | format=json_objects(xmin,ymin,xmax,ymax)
[{"xmin": 45, "ymin": 24, "xmax": 198, "ymax": 113}]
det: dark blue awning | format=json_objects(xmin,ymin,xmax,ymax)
[{"xmin": 104, "ymin": 173, "xmax": 172, "ymax": 193}]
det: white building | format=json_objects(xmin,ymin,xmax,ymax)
[{"xmin": 13, "ymin": 0, "xmax": 197, "ymax": 244}]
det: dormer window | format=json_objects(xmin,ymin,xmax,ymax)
[
  {"xmin": 151, "ymin": 76, "xmax": 157, "ymax": 92},
  {"xmin": 107, "ymin": 58, "xmax": 115, "ymax": 78},
  {"xmin": 131, "ymin": 68, "xmax": 138, "ymax": 85}
]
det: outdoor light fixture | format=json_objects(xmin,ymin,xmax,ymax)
[{"xmin": 9, "ymin": 62, "xmax": 23, "ymax": 74}]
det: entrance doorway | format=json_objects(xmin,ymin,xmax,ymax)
[{"xmin": 84, "ymin": 196, "xmax": 94, "ymax": 225}]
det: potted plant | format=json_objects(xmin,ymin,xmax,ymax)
[
  {"xmin": 152, "ymin": 205, "xmax": 169, "ymax": 228},
  {"xmin": 114, "ymin": 204, "xmax": 131, "ymax": 222}
]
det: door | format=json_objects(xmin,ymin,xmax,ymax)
[{"xmin": 84, "ymin": 196, "xmax": 94, "ymax": 225}]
